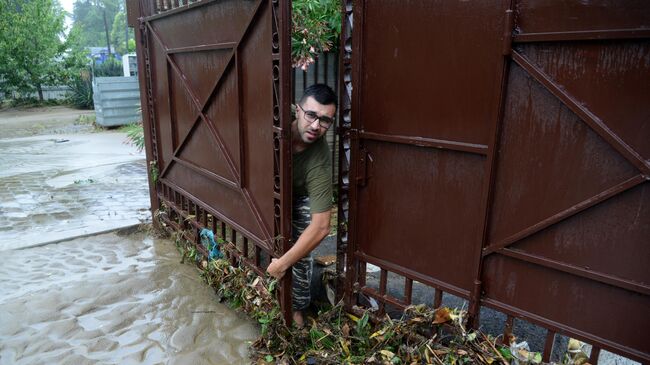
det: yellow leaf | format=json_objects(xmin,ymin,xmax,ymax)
[
  {"xmin": 380, "ymin": 349, "xmax": 395, "ymax": 359},
  {"xmin": 346, "ymin": 313, "xmax": 360, "ymax": 322},
  {"xmin": 340, "ymin": 339, "xmax": 350, "ymax": 356}
]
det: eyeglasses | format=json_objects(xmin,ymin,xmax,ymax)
[{"xmin": 298, "ymin": 105, "xmax": 335, "ymax": 128}]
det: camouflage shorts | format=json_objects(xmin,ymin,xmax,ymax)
[{"xmin": 291, "ymin": 195, "xmax": 312, "ymax": 311}]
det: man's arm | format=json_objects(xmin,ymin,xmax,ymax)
[{"xmin": 267, "ymin": 209, "xmax": 331, "ymax": 279}]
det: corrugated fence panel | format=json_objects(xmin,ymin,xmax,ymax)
[{"xmin": 92, "ymin": 76, "xmax": 142, "ymax": 127}]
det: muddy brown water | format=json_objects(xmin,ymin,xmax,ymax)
[{"xmin": 0, "ymin": 229, "xmax": 258, "ymax": 365}]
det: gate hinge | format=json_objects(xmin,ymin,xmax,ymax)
[
  {"xmin": 502, "ymin": 9, "xmax": 515, "ymax": 56},
  {"xmin": 356, "ymin": 148, "xmax": 372, "ymax": 186}
]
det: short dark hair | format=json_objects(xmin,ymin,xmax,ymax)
[{"xmin": 299, "ymin": 84, "xmax": 337, "ymax": 109}]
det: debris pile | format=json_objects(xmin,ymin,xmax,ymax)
[{"xmin": 173, "ymin": 233, "xmax": 590, "ymax": 365}]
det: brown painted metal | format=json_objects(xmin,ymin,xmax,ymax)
[
  {"xmin": 340, "ymin": 1, "xmax": 650, "ymax": 363},
  {"xmin": 130, "ymin": 0, "xmax": 293, "ymax": 321}
]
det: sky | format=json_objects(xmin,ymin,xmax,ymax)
[{"xmin": 59, "ymin": 0, "xmax": 75, "ymax": 32}]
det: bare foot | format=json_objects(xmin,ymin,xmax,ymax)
[{"xmin": 292, "ymin": 310, "xmax": 304, "ymax": 328}]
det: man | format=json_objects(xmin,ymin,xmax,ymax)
[{"xmin": 266, "ymin": 84, "xmax": 337, "ymax": 327}]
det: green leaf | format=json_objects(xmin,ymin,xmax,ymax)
[
  {"xmin": 499, "ymin": 347, "xmax": 514, "ymax": 361},
  {"xmin": 264, "ymin": 354, "xmax": 274, "ymax": 362}
]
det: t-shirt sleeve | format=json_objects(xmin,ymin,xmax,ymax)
[{"xmin": 306, "ymin": 163, "xmax": 332, "ymax": 214}]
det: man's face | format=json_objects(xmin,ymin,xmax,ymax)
[{"xmin": 296, "ymin": 96, "xmax": 336, "ymax": 145}]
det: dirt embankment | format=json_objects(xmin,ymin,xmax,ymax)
[{"xmin": 0, "ymin": 106, "xmax": 95, "ymax": 139}]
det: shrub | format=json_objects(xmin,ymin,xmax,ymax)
[
  {"xmin": 67, "ymin": 69, "xmax": 94, "ymax": 109},
  {"xmin": 292, "ymin": 0, "xmax": 341, "ymax": 70},
  {"xmin": 93, "ymin": 56, "xmax": 123, "ymax": 77}
]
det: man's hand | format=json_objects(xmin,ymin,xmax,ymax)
[{"xmin": 267, "ymin": 258, "xmax": 287, "ymax": 279}]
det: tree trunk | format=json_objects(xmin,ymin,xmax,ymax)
[
  {"xmin": 103, "ymin": 9, "xmax": 112, "ymax": 56},
  {"xmin": 37, "ymin": 83, "xmax": 44, "ymax": 102}
]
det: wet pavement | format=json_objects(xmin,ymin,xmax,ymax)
[
  {"xmin": 0, "ymin": 229, "xmax": 257, "ymax": 365},
  {"xmin": 0, "ymin": 132, "xmax": 150, "ymax": 250},
  {"xmin": 0, "ymin": 108, "xmax": 258, "ymax": 364}
]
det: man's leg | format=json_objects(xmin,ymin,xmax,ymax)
[{"xmin": 291, "ymin": 196, "xmax": 311, "ymax": 326}]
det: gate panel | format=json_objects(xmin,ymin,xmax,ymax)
[
  {"xmin": 342, "ymin": 0, "xmax": 650, "ymax": 362},
  {"xmin": 142, "ymin": 0, "xmax": 275, "ymax": 245},
  {"xmin": 481, "ymin": 2, "xmax": 650, "ymax": 360},
  {"xmin": 355, "ymin": 141, "xmax": 485, "ymax": 293},
  {"xmin": 348, "ymin": 0, "xmax": 510, "ymax": 295},
  {"xmin": 131, "ymin": 0, "xmax": 293, "ymax": 319}
]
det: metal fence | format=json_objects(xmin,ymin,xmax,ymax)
[
  {"xmin": 130, "ymin": 0, "xmax": 650, "ymax": 363},
  {"xmin": 92, "ymin": 76, "xmax": 141, "ymax": 127},
  {"xmin": 0, "ymin": 85, "xmax": 71, "ymax": 101}
]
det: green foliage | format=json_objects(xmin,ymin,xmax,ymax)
[
  {"xmin": 127, "ymin": 39, "xmax": 136, "ymax": 53},
  {"xmin": 66, "ymin": 70, "xmax": 94, "ymax": 109},
  {"xmin": 70, "ymin": 0, "xmax": 121, "ymax": 50},
  {"xmin": 110, "ymin": 11, "xmax": 134, "ymax": 55},
  {"xmin": 93, "ymin": 56, "xmax": 123, "ymax": 77},
  {"xmin": 292, "ymin": 0, "xmax": 341, "ymax": 70},
  {"xmin": 0, "ymin": 0, "xmax": 67, "ymax": 100},
  {"xmin": 120, "ymin": 122, "xmax": 145, "ymax": 152}
]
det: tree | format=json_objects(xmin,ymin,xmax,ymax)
[
  {"xmin": 110, "ymin": 10, "xmax": 134, "ymax": 56},
  {"xmin": 70, "ymin": 0, "xmax": 120, "ymax": 51},
  {"xmin": 0, "ymin": 0, "xmax": 66, "ymax": 100}
]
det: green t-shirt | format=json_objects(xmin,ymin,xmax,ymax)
[{"xmin": 293, "ymin": 137, "xmax": 332, "ymax": 213}]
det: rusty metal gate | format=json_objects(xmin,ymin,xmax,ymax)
[
  {"xmin": 128, "ymin": 0, "xmax": 294, "ymax": 319},
  {"xmin": 338, "ymin": 1, "xmax": 650, "ymax": 363}
]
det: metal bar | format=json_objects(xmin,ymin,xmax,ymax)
[
  {"xmin": 378, "ymin": 269, "xmax": 388, "ymax": 316},
  {"xmin": 358, "ymin": 261, "xmax": 366, "ymax": 287},
  {"xmin": 484, "ymin": 174, "xmax": 647, "ymax": 255},
  {"xmin": 166, "ymin": 42, "xmax": 237, "ymax": 54},
  {"xmin": 302, "ymin": 68, "xmax": 307, "ymax": 92},
  {"xmin": 159, "ymin": 181, "xmax": 275, "ymax": 253},
  {"xmin": 543, "ymin": 330, "xmax": 555, "ymax": 363},
  {"xmin": 291, "ymin": 67, "xmax": 296, "ymax": 103},
  {"xmin": 170, "ymin": 158, "xmax": 238, "ymax": 190},
  {"xmin": 482, "ymin": 298, "xmax": 650, "ymax": 364},
  {"xmin": 355, "ymin": 251, "xmax": 471, "ymax": 300},
  {"xmin": 404, "ymin": 277, "xmax": 413, "ymax": 306},
  {"xmin": 359, "ymin": 286, "xmax": 409, "ymax": 310},
  {"xmin": 499, "ymin": 248, "xmax": 650, "ymax": 296},
  {"xmin": 133, "ymin": 9, "xmax": 161, "ymax": 226},
  {"xmin": 342, "ymin": 0, "xmax": 362, "ymax": 312},
  {"xmin": 468, "ymin": 0, "xmax": 515, "ymax": 328},
  {"xmin": 277, "ymin": 0, "xmax": 294, "ymax": 326},
  {"xmin": 236, "ymin": 49, "xmax": 245, "ymax": 189},
  {"xmin": 323, "ymin": 52, "xmax": 329, "ymax": 87},
  {"xmin": 144, "ymin": 0, "xmax": 221, "ymax": 21},
  {"xmin": 359, "ymin": 131, "xmax": 488, "ymax": 155},
  {"xmin": 512, "ymin": 50, "xmax": 650, "ymax": 175},
  {"xmin": 314, "ymin": 56, "xmax": 319, "ymax": 84},
  {"xmin": 433, "ymin": 289, "xmax": 443, "ymax": 309},
  {"xmin": 513, "ymin": 29, "xmax": 650, "ymax": 43},
  {"xmin": 243, "ymin": 237, "xmax": 249, "ymax": 259},
  {"xmin": 590, "ymin": 346, "xmax": 601, "ymax": 364},
  {"xmin": 503, "ymin": 315, "xmax": 514, "ymax": 344}
]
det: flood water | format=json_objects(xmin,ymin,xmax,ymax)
[{"xmin": 0, "ymin": 229, "xmax": 258, "ymax": 365}]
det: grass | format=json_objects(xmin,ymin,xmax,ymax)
[{"xmin": 119, "ymin": 122, "xmax": 145, "ymax": 152}]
